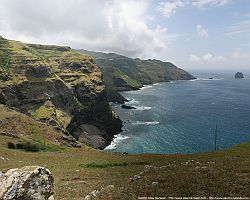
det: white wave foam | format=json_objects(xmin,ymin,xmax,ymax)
[
  {"xmin": 132, "ymin": 121, "xmax": 159, "ymax": 125},
  {"xmin": 134, "ymin": 106, "xmax": 152, "ymax": 110},
  {"xmin": 125, "ymin": 98, "xmax": 151, "ymax": 110},
  {"xmin": 153, "ymin": 83, "xmax": 162, "ymax": 86},
  {"xmin": 126, "ymin": 98, "xmax": 140, "ymax": 105},
  {"xmin": 140, "ymin": 85, "xmax": 153, "ymax": 90},
  {"xmin": 190, "ymin": 78, "xmax": 224, "ymax": 82},
  {"xmin": 104, "ymin": 134, "xmax": 129, "ymax": 150}
]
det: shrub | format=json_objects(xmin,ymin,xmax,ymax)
[
  {"xmin": 7, "ymin": 142, "xmax": 16, "ymax": 149},
  {"xmin": 18, "ymin": 139, "xmax": 63, "ymax": 152},
  {"xmin": 16, "ymin": 143, "xmax": 24, "ymax": 149},
  {"xmin": 80, "ymin": 161, "xmax": 149, "ymax": 168},
  {"xmin": 22, "ymin": 141, "xmax": 40, "ymax": 152}
]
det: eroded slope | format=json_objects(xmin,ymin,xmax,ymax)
[{"xmin": 0, "ymin": 36, "xmax": 122, "ymax": 149}]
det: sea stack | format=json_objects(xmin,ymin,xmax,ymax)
[
  {"xmin": 235, "ymin": 72, "xmax": 244, "ymax": 79},
  {"xmin": 121, "ymin": 105, "xmax": 136, "ymax": 109}
]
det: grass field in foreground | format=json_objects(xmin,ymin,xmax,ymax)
[{"xmin": 0, "ymin": 137, "xmax": 249, "ymax": 200}]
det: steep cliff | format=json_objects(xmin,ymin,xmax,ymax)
[
  {"xmin": 79, "ymin": 50, "xmax": 196, "ymax": 103},
  {"xmin": 0, "ymin": 36, "xmax": 122, "ymax": 149}
]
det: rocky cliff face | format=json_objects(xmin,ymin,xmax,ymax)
[
  {"xmin": 0, "ymin": 36, "xmax": 122, "ymax": 149},
  {"xmin": 78, "ymin": 50, "xmax": 196, "ymax": 103}
]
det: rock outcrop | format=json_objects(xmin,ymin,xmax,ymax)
[
  {"xmin": 0, "ymin": 166, "xmax": 54, "ymax": 200},
  {"xmin": 235, "ymin": 72, "xmax": 244, "ymax": 79},
  {"xmin": 121, "ymin": 105, "xmax": 136, "ymax": 109},
  {"xmin": 0, "ymin": 36, "xmax": 122, "ymax": 149}
]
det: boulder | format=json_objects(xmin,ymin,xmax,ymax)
[
  {"xmin": 235, "ymin": 72, "xmax": 244, "ymax": 79},
  {"xmin": 0, "ymin": 166, "xmax": 54, "ymax": 200}
]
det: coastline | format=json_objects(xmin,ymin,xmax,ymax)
[
  {"xmin": 105, "ymin": 77, "xmax": 197, "ymax": 152},
  {"xmin": 105, "ymin": 74, "xmax": 250, "ymax": 154}
]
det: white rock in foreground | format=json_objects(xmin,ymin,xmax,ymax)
[{"xmin": 0, "ymin": 166, "xmax": 54, "ymax": 200}]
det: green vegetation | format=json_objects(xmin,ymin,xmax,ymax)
[
  {"xmin": 78, "ymin": 50, "xmax": 195, "ymax": 102},
  {"xmin": 0, "ymin": 104, "xmax": 75, "ymax": 150},
  {"xmin": 15, "ymin": 138, "xmax": 64, "ymax": 152},
  {"xmin": 60, "ymin": 50, "xmax": 92, "ymax": 64},
  {"xmin": 0, "ymin": 36, "xmax": 99, "ymax": 88},
  {"xmin": 102, "ymin": 67, "xmax": 142, "ymax": 91},
  {"xmin": 7, "ymin": 139, "xmax": 64, "ymax": 152},
  {"xmin": 0, "ymin": 36, "xmax": 10, "ymax": 69},
  {"xmin": 80, "ymin": 160, "xmax": 149, "ymax": 168},
  {"xmin": 18, "ymin": 140, "xmax": 40, "ymax": 152},
  {"xmin": 33, "ymin": 104, "xmax": 55, "ymax": 119},
  {"xmin": 0, "ymin": 138, "xmax": 249, "ymax": 199},
  {"xmin": 0, "ymin": 37, "xmax": 122, "ymax": 149}
]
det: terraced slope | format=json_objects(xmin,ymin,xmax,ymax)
[{"xmin": 0, "ymin": 36, "xmax": 122, "ymax": 149}]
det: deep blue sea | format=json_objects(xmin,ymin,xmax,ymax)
[{"xmin": 105, "ymin": 71, "xmax": 250, "ymax": 154}]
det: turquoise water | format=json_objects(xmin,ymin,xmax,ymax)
[{"xmin": 106, "ymin": 72, "xmax": 250, "ymax": 154}]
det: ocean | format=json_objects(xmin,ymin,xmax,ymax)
[{"xmin": 105, "ymin": 71, "xmax": 250, "ymax": 154}]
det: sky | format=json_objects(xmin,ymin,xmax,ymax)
[{"xmin": 0, "ymin": 0, "xmax": 250, "ymax": 71}]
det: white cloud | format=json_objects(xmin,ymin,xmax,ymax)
[
  {"xmin": 157, "ymin": 0, "xmax": 230, "ymax": 18},
  {"xmin": 0, "ymin": 0, "xmax": 178, "ymax": 58},
  {"xmin": 157, "ymin": 0, "xmax": 185, "ymax": 18},
  {"xmin": 232, "ymin": 48, "xmax": 250, "ymax": 60},
  {"xmin": 196, "ymin": 24, "xmax": 209, "ymax": 38},
  {"xmin": 192, "ymin": 0, "xmax": 231, "ymax": 8},
  {"xmin": 226, "ymin": 19, "xmax": 250, "ymax": 36},
  {"xmin": 203, "ymin": 53, "xmax": 213, "ymax": 60},
  {"xmin": 189, "ymin": 53, "xmax": 226, "ymax": 62},
  {"xmin": 190, "ymin": 54, "xmax": 202, "ymax": 62}
]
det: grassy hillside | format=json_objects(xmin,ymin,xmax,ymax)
[
  {"xmin": 78, "ymin": 50, "xmax": 195, "ymax": 102},
  {"xmin": 0, "ymin": 102, "xmax": 248, "ymax": 199},
  {"xmin": 0, "ymin": 134, "xmax": 249, "ymax": 199},
  {"xmin": 0, "ymin": 104, "xmax": 78, "ymax": 151}
]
